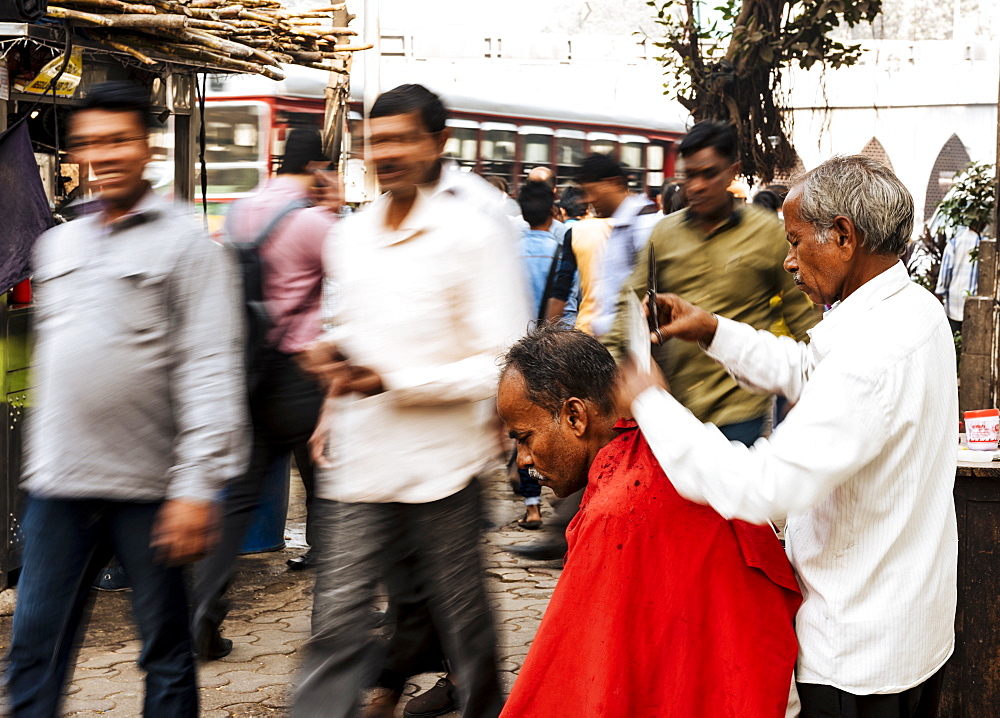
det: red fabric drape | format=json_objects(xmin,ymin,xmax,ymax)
[{"xmin": 501, "ymin": 422, "xmax": 801, "ymax": 718}]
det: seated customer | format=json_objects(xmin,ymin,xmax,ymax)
[{"xmin": 496, "ymin": 325, "xmax": 800, "ymax": 718}]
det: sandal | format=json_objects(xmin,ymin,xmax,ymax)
[{"xmin": 517, "ymin": 512, "xmax": 543, "ymax": 530}]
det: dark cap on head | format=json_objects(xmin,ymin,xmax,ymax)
[
  {"xmin": 574, "ymin": 154, "xmax": 627, "ymax": 185},
  {"xmin": 279, "ymin": 129, "xmax": 326, "ymax": 175}
]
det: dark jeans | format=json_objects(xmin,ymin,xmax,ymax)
[
  {"xmin": 797, "ymin": 666, "xmax": 944, "ymax": 718},
  {"xmin": 517, "ymin": 467, "xmax": 541, "ymax": 501},
  {"xmin": 194, "ymin": 349, "xmax": 322, "ymax": 633},
  {"xmin": 7, "ymin": 496, "xmax": 197, "ymax": 718},
  {"xmin": 295, "ymin": 481, "xmax": 502, "ymax": 718},
  {"xmin": 719, "ymin": 415, "xmax": 767, "ymax": 447}
]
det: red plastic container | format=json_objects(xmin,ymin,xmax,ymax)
[{"xmin": 10, "ymin": 279, "xmax": 31, "ymax": 304}]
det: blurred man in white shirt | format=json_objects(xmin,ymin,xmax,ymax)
[{"xmin": 293, "ymin": 84, "xmax": 529, "ymax": 718}]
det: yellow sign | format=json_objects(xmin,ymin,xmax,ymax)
[{"xmin": 17, "ymin": 49, "xmax": 83, "ymax": 97}]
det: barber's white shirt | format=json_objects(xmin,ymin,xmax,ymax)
[
  {"xmin": 633, "ymin": 261, "xmax": 957, "ymax": 694},
  {"xmin": 320, "ymin": 181, "xmax": 530, "ymax": 504}
]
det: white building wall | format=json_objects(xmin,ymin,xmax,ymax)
[
  {"xmin": 785, "ymin": 40, "xmax": 999, "ymax": 225},
  {"xmin": 354, "ymin": 29, "xmax": 998, "ymax": 227}
]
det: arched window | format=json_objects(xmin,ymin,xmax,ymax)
[
  {"xmin": 924, "ymin": 134, "xmax": 971, "ymax": 222},
  {"xmin": 860, "ymin": 138, "xmax": 894, "ymax": 172}
]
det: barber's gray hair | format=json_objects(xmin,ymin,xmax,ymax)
[{"xmin": 795, "ymin": 155, "xmax": 914, "ymax": 256}]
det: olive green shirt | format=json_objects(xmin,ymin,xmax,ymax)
[{"xmin": 605, "ymin": 203, "xmax": 820, "ymax": 427}]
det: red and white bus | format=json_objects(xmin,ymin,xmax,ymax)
[{"xmin": 155, "ymin": 65, "xmax": 686, "ymax": 228}]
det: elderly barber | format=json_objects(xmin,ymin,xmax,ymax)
[{"xmin": 619, "ymin": 155, "xmax": 957, "ymax": 718}]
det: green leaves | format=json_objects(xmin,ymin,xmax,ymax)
[
  {"xmin": 937, "ymin": 162, "xmax": 996, "ymax": 238},
  {"xmin": 648, "ymin": 0, "xmax": 883, "ymax": 182}
]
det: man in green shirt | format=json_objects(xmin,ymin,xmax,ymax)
[{"xmin": 605, "ymin": 122, "xmax": 819, "ymax": 443}]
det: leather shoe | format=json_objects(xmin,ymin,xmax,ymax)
[
  {"xmin": 286, "ymin": 550, "xmax": 315, "ymax": 571},
  {"xmin": 403, "ymin": 678, "xmax": 456, "ymax": 718},
  {"xmin": 506, "ymin": 539, "xmax": 567, "ymax": 561},
  {"xmin": 194, "ymin": 619, "xmax": 233, "ymax": 660}
]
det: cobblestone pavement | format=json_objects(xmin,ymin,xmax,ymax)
[{"xmin": 0, "ymin": 469, "xmax": 561, "ymax": 716}]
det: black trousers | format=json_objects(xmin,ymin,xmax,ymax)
[
  {"xmin": 377, "ymin": 548, "xmax": 448, "ymax": 693},
  {"xmin": 194, "ymin": 350, "xmax": 323, "ymax": 631},
  {"xmin": 798, "ymin": 666, "xmax": 945, "ymax": 718}
]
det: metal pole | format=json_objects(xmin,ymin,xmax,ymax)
[
  {"xmin": 363, "ymin": 0, "xmax": 380, "ymax": 199},
  {"xmin": 992, "ymin": 45, "xmax": 1000, "ymax": 408}
]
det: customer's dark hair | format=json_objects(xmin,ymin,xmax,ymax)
[
  {"xmin": 75, "ymin": 81, "xmax": 151, "ymax": 127},
  {"xmin": 518, "ymin": 180, "xmax": 555, "ymax": 227},
  {"xmin": 501, "ymin": 324, "xmax": 619, "ymax": 418},
  {"xmin": 370, "ymin": 84, "xmax": 447, "ymax": 134},
  {"xmin": 559, "ymin": 186, "xmax": 587, "ymax": 218},
  {"xmin": 678, "ymin": 121, "xmax": 738, "ymax": 164},
  {"xmin": 574, "ymin": 153, "xmax": 626, "ymax": 185}
]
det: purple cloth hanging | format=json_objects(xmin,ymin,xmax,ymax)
[{"xmin": 0, "ymin": 121, "xmax": 54, "ymax": 294}]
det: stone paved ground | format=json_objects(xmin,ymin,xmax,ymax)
[{"xmin": 0, "ymin": 468, "xmax": 561, "ymax": 716}]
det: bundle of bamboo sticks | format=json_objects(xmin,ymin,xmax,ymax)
[{"xmin": 45, "ymin": 0, "xmax": 370, "ymax": 79}]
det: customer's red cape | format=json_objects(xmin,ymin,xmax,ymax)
[{"xmin": 501, "ymin": 422, "xmax": 801, "ymax": 718}]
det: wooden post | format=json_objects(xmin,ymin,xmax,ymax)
[{"xmin": 322, "ymin": 3, "xmax": 352, "ymax": 165}]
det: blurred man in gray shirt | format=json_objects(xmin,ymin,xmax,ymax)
[{"xmin": 6, "ymin": 82, "xmax": 247, "ymax": 717}]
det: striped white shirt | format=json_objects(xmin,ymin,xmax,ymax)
[{"xmin": 632, "ymin": 261, "xmax": 957, "ymax": 694}]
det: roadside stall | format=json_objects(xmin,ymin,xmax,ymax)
[{"xmin": 0, "ymin": 1, "xmax": 364, "ymax": 587}]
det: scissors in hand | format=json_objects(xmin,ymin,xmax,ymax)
[{"xmin": 646, "ymin": 243, "xmax": 663, "ymax": 345}]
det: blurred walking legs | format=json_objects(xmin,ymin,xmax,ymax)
[
  {"xmin": 295, "ymin": 481, "xmax": 502, "ymax": 718},
  {"xmin": 9, "ymin": 498, "xmax": 197, "ymax": 717}
]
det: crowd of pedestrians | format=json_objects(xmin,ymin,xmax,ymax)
[{"xmin": 7, "ymin": 78, "xmax": 958, "ymax": 718}]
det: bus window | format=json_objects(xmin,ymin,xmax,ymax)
[
  {"xmin": 146, "ymin": 118, "xmax": 175, "ymax": 197},
  {"xmin": 148, "ymin": 120, "xmax": 172, "ymax": 163},
  {"xmin": 588, "ymin": 131, "xmax": 617, "ymax": 157},
  {"xmin": 557, "ymin": 139, "xmax": 585, "ymax": 165},
  {"xmin": 481, "ymin": 122, "xmax": 517, "ymax": 186},
  {"xmin": 646, "ymin": 143, "xmax": 666, "ymax": 190},
  {"xmin": 556, "ymin": 130, "xmax": 585, "ymax": 185},
  {"xmin": 620, "ymin": 142, "xmax": 644, "ymax": 171},
  {"xmin": 195, "ymin": 166, "xmax": 262, "ymax": 195},
  {"xmin": 647, "ymin": 144, "xmax": 665, "ymax": 173},
  {"xmin": 193, "ymin": 101, "xmax": 270, "ymax": 199},
  {"xmin": 445, "ymin": 125, "xmax": 479, "ymax": 172},
  {"xmin": 205, "ymin": 104, "xmax": 264, "ymax": 163},
  {"xmin": 520, "ymin": 126, "xmax": 553, "ymax": 167},
  {"xmin": 620, "ymin": 135, "xmax": 650, "ymax": 193}
]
